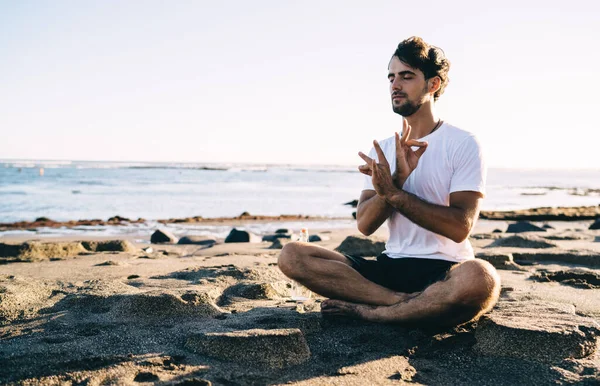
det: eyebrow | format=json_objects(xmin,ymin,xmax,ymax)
[{"xmin": 388, "ymin": 70, "xmax": 417, "ymax": 78}]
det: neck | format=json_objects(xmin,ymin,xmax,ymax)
[{"xmin": 404, "ymin": 100, "xmax": 439, "ymax": 140}]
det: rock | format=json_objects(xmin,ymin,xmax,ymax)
[
  {"xmin": 35, "ymin": 217, "xmax": 52, "ymax": 222},
  {"xmin": 0, "ymin": 242, "xmax": 87, "ymax": 262},
  {"xmin": 185, "ymin": 328, "xmax": 310, "ymax": 368},
  {"xmin": 334, "ymin": 235, "xmax": 386, "ymax": 257},
  {"xmin": 107, "ymin": 215, "xmax": 131, "ymax": 223},
  {"xmin": 344, "ymin": 199, "xmax": 359, "ymax": 208},
  {"xmin": 151, "ymin": 229, "xmax": 178, "ymax": 244},
  {"xmin": 81, "ymin": 240, "xmax": 136, "ymax": 252},
  {"xmin": 308, "ymin": 235, "xmax": 323, "ymax": 242},
  {"xmin": 268, "ymin": 239, "xmax": 290, "ymax": 249},
  {"xmin": 275, "ymin": 229, "xmax": 289, "ymax": 234},
  {"xmin": 542, "ymin": 224, "xmax": 555, "ymax": 229},
  {"xmin": 177, "ymin": 236, "xmax": 217, "ymax": 247},
  {"xmin": 352, "ymin": 211, "xmax": 357, "ymax": 219},
  {"xmin": 492, "ymin": 229, "xmax": 503, "ymax": 233},
  {"xmin": 224, "ymin": 228, "xmax": 260, "ymax": 243},
  {"xmin": 506, "ymin": 221, "xmax": 546, "ymax": 233},
  {"xmin": 262, "ymin": 234, "xmax": 292, "ymax": 242},
  {"xmin": 590, "ymin": 219, "xmax": 600, "ymax": 230},
  {"xmin": 474, "ymin": 300, "xmax": 600, "ymax": 362},
  {"xmin": 485, "ymin": 235, "xmax": 557, "ymax": 249}
]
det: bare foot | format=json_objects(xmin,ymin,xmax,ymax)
[{"xmin": 320, "ymin": 299, "xmax": 380, "ymax": 321}]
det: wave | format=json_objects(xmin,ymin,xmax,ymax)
[{"xmin": 127, "ymin": 166, "xmax": 228, "ymax": 171}]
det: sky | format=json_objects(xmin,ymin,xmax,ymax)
[{"xmin": 1, "ymin": 0, "xmax": 598, "ymax": 168}]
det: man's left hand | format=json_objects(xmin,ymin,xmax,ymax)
[{"xmin": 359, "ymin": 140, "xmax": 400, "ymax": 198}]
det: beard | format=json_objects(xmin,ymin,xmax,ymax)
[
  {"xmin": 392, "ymin": 98, "xmax": 423, "ymax": 116},
  {"xmin": 391, "ymin": 85, "xmax": 429, "ymax": 116}
]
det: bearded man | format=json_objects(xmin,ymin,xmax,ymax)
[{"xmin": 278, "ymin": 37, "xmax": 500, "ymax": 327}]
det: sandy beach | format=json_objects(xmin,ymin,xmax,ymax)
[{"xmin": 1, "ymin": 213, "xmax": 599, "ymax": 385}]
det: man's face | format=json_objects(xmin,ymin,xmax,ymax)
[{"xmin": 388, "ymin": 56, "xmax": 430, "ymax": 116}]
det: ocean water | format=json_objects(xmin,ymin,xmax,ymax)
[{"xmin": 1, "ymin": 160, "xmax": 599, "ymax": 237}]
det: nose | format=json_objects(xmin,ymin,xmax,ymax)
[{"xmin": 390, "ymin": 77, "xmax": 402, "ymax": 92}]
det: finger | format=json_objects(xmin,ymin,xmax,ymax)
[
  {"xmin": 414, "ymin": 144, "xmax": 428, "ymax": 158},
  {"xmin": 395, "ymin": 132, "xmax": 401, "ymax": 154},
  {"xmin": 371, "ymin": 158, "xmax": 378, "ymax": 177},
  {"xmin": 372, "ymin": 140, "xmax": 389, "ymax": 167},
  {"xmin": 358, "ymin": 151, "xmax": 373, "ymax": 164},
  {"xmin": 358, "ymin": 164, "xmax": 372, "ymax": 176},
  {"xmin": 406, "ymin": 139, "xmax": 428, "ymax": 148},
  {"xmin": 400, "ymin": 119, "xmax": 410, "ymax": 143}
]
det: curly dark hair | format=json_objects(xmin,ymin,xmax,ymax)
[{"xmin": 391, "ymin": 37, "xmax": 451, "ymax": 101}]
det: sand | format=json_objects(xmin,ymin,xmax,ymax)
[{"xmin": 1, "ymin": 219, "xmax": 599, "ymax": 385}]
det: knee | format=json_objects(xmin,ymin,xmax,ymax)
[
  {"xmin": 453, "ymin": 259, "xmax": 501, "ymax": 310},
  {"xmin": 277, "ymin": 242, "xmax": 309, "ymax": 280}
]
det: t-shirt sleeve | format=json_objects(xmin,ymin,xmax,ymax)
[
  {"xmin": 449, "ymin": 135, "xmax": 487, "ymax": 196},
  {"xmin": 362, "ymin": 146, "xmax": 377, "ymax": 191}
]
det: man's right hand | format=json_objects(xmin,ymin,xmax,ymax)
[
  {"xmin": 358, "ymin": 118, "xmax": 428, "ymax": 189},
  {"xmin": 393, "ymin": 118, "xmax": 428, "ymax": 188}
]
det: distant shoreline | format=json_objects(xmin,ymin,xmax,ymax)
[{"xmin": 1, "ymin": 205, "xmax": 598, "ymax": 231}]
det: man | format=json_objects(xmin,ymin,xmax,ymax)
[{"xmin": 278, "ymin": 37, "xmax": 500, "ymax": 327}]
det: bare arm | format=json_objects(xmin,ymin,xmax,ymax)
[
  {"xmin": 356, "ymin": 189, "xmax": 394, "ymax": 236},
  {"xmin": 385, "ymin": 190, "xmax": 483, "ymax": 243}
]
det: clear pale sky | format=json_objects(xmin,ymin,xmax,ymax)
[{"xmin": 1, "ymin": 0, "xmax": 598, "ymax": 168}]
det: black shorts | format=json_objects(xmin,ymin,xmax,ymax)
[{"xmin": 344, "ymin": 253, "xmax": 457, "ymax": 293}]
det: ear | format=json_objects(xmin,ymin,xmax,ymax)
[{"xmin": 428, "ymin": 76, "xmax": 441, "ymax": 95}]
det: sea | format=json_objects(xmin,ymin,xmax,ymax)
[{"xmin": 1, "ymin": 160, "xmax": 599, "ymax": 238}]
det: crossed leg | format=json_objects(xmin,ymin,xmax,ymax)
[
  {"xmin": 277, "ymin": 242, "xmax": 410, "ymax": 306},
  {"xmin": 278, "ymin": 241, "xmax": 501, "ymax": 327}
]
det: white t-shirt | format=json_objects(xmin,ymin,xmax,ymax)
[{"xmin": 363, "ymin": 122, "xmax": 486, "ymax": 263}]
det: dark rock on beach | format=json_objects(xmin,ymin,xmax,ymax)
[
  {"xmin": 268, "ymin": 238, "xmax": 290, "ymax": 249},
  {"xmin": 177, "ymin": 236, "xmax": 217, "ymax": 247},
  {"xmin": 590, "ymin": 218, "xmax": 600, "ymax": 230},
  {"xmin": 262, "ymin": 234, "xmax": 292, "ymax": 242},
  {"xmin": 506, "ymin": 221, "xmax": 546, "ymax": 233},
  {"xmin": 151, "ymin": 229, "xmax": 178, "ymax": 244},
  {"xmin": 344, "ymin": 199, "xmax": 359, "ymax": 208},
  {"xmin": 335, "ymin": 235, "xmax": 386, "ymax": 257},
  {"xmin": 225, "ymin": 228, "xmax": 260, "ymax": 243}
]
